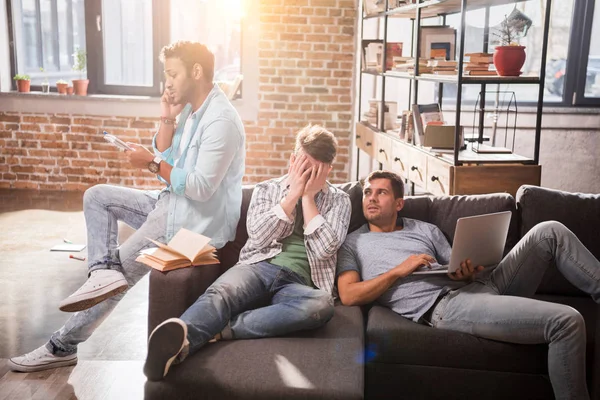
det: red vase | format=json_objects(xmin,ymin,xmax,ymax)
[{"xmin": 493, "ymin": 46, "xmax": 526, "ymax": 77}]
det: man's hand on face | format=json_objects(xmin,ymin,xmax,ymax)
[
  {"xmin": 303, "ymin": 162, "xmax": 329, "ymax": 198},
  {"xmin": 125, "ymin": 143, "xmax": 155, "ymax": 169},
  {"xmin": 287, "ymin": 153, "xmax": 312, "ymax": 201},
  {"xmin": 160, "ymin": 90, "xmax": 185, "ymax": 119},
  {"xmin": 448, "ymin": 259, "xmax": 484, "ymax": 281},
  {"xmin": 394, "ymin": 254, "xmax": 437, "ymax": 278}
]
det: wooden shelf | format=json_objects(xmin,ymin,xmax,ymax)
[
  {"xmin": 384, "ymin": 71, "xmax": 540, "ymax": 84},
  {"xmin": 367, "ymin": 0, "xmax": 533, "ymax": 19}
]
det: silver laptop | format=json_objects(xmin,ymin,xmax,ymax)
[{"xmin": 412, "ymin": 211, "xmax": 512, "ymax": 275}]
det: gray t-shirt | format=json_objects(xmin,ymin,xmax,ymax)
[{"xmin": 337, "ymin": 218, "xmax": 466, "ymax": 322}]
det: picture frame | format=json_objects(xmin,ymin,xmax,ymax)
[{"xmin": 419, "ymin": 26, "xmax": 456, "ymax": 60}]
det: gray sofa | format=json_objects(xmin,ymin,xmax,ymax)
[{"xmin": 145, "ymin": 184, "xmax": 600, "ymax": 399}]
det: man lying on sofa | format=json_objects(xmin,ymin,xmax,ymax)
[
  {"xmin": 142, "ymin": 125, "xmax": 352, "ymax": 381},
  {"xmin": 336, "ymin": 170, "xmax": 600, "ymax": 400}
]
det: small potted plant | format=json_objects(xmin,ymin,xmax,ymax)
[
  {"xmin": 13, "ymin": 74, "xmax": 31, "ymax": 93},
  {"xmin": 56, "ymin": 79, "xmax": 69, "ymax": 94},
  {"xmin": 492, "ymin": 15, "xmax": 528, "ymax": 77},
  {"xmin": 72, "ymin": 47, "xmax": 89, "ymax": 96},
  {"xmin": 40, "ymin": 67, "xmax": 50, "ymax": 93}
]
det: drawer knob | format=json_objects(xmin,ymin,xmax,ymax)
[
  {"xmin": 379, "ymin": 149, "xmax": 385, "ymax": 153},
  {"xmin": 431, "ymin": 176, "xmax": 439, "ymax": 182},
  {"xmin": 411, "ymin": 166, "xmax": 418, "ymax": 171},
  {"xmin": 394, "ymin": 157, "xmax": 401, "ymax": 162},
  {"xmin": 356, "ymin": 135, "xmax": 361, "ymax": 139},
  {"xmin": 366, "ymin": 141, "xmax": 372, "ymax": 146}
]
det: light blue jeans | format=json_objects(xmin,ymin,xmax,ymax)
[
  {"xmin": 49, "ymin": 184, "xmax": 168, "ymax": 355},
  {"xmin": 428, "ymin": 221, "xmax": 599, "ymax": 400},
  {"xmin": 180, "ymin": 261, "xmax": 335, "ymax": 355}
]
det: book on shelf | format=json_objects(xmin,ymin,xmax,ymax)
[
  {"xmin": 464, "ymin": 70, "xmax": 498, "ymax": 76},
  {"xmin": 412, "ymin": 103, "xmax": 444, "ymax": 145},
  {"xmin": 363, "ymin": 0, "xmax": 385, "ymax": 15},
  {"xmin": 472, "ymin": 144, "xmax": 513, "ymax": 154},
  {"xmin": 386, "ymin": 43, "xmax": 403, "ymax": 71},
  {"xmin": 135, "ymin": 228, "xmax": 218, "ymax": 272},
  {"xmin": 362, "ymin": 40, "xmax": 384, "ymax": 72}
]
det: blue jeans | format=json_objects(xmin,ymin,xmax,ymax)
[
  {"xmin": 428, "ymin": 221, "xmax": 599, "ymax": 400},
  {"xmin": 49, "ymin": 184, "xmax": 168, "ymax": 355},
  {"xmin": 180, "ymin": 261, "xmax": 334, "ymax": 355}
]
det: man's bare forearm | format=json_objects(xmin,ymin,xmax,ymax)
[{"xmin": 156, "ymin": 123, "xmax": 175, "ymax": 152}]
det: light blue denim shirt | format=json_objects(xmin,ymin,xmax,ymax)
[{"xmin": 152, "ymin": 84, "xmax": 245, "ymax": 248}]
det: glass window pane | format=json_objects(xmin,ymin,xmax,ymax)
[
  {"xmin": 102, "ymin": 0, "xmax": 153, "ymax": 86},
  {"xmin": 40, "ymin": 0, "xmax": 58, "ymax": 71},
  {"xmin": 441, "ymin": 0, "xmax": 574, "ymax": 104},
  {"xmin": 171, "ymin": 0, "xmax": 243, "ymax": 90},
  {"xmin": 20, "ymin": 0, "xmax": 40, "ymax": 71},
  {"xmin": 584, "ymin": 2, "xmax": 600, "ymax": 98}
]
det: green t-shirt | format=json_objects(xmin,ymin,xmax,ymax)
[{"xmin": 268, "ymin": 202, "xmax": 312, "ymax": 286}]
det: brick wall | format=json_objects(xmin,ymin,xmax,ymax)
[{"xmin": 0, "ymin": 0, "xmax": 357, "ymax": 191}]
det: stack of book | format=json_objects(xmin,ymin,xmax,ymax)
[
  {"xmin": 362, "ymin": 100, "xmax": 398, "ymax": 130},
  {"xmin": 362, "ymin": 100, "xmax": 379, "ymax": 126},
  {"xmin": 463, "ymin": 53, "xmax": 497, "ymax": 76},
  {"xmin": 394, "ymin": 58, "xmax": 432, "ymax": 74},
  {"xmin": 427, "ymin": 59, "xmax": 458, "ymax": 75}
]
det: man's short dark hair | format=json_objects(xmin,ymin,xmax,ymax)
[
  {"xmin": 160, "ymin": 41, "xmax": 215, "ymax": 82},
  {"xmin": 366, "ymin": 170, "xmax": 405, "ymax": 199}
]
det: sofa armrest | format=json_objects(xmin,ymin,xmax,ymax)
[{"xmin": 147, "ymin": 264, "xmax": 224, "ymax": 336}]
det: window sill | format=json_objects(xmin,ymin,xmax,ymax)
[{"xmin": 0, "ymin": 91, "xmax": 257, "ymax": 121}]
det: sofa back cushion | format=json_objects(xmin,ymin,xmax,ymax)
[
  {"xmin": 221, "ymin": 182, "xmax": 519, "ymax": 269},
  {"xmin": 517, "ymin": 185, "xmax": 600, "ymax": 296},
  {"xmin": 400, "ymin": 193, "xmax": 519, "ymax": 255}
]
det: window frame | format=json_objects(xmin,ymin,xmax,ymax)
[
  {"xmin": 437, "ymin": 0, "xmax": 600, "ymax": 108},
  {"xmin": 84, "ymin": 0, "xmax": 169, "ymax": 96}
]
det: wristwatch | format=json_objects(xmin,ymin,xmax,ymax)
[{"xmin": 148, "ymin": 156, "xmax": 162, "ymax": 173}]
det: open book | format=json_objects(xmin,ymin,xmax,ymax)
[{"xmin": 135, "ymin": 228, "xmax": 218, "ymax": 272}]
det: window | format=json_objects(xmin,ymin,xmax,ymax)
[
  {"xmin": 170, "ymin": 0, "xmax": 243, "ymax": 99},
  {"xmin": 85, "ymin": 0, "xmax": 243, "ymax": 96},
  {"xmin": 432, "ymin": 0, "xmax": 600, "ymax": 107},
  {"xmin": 8, "ymin": 0, "xmax": 244, "ymax": 96},
  {"xmin": 9, "ymin": 0, "xmax": 86, "ymax": 87}
]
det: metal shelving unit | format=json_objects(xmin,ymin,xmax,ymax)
[{"xmin": 356, "ymin": 0, "xmax": 552, "ymax": 182}]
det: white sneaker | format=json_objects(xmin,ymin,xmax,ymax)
[
  {"xmin": 59, "ymin": 269, "xmax": 128, "ymax": 312},
  {"xmin": 143, "ymin": 318, "xmax": 189, "ymax": 381},
  {"xmin": 8, "ymin": 344, "xmax": 77, "ymax": 372}
]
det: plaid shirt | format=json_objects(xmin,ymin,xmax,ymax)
[{"xmin": 238, "ymin": 176, "xmax": 351, "ymax": 295}]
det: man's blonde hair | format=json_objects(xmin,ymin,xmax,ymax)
[{"xmin": 294, "ymin": 125, "xmax": 337, "ymax": 164}]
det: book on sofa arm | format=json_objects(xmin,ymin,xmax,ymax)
[{"xmin": 136, "ymin": 228, "xmax": 218, "ymax": 272}]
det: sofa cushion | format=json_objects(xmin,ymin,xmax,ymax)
[
  {"xmin": 401, "ymin": 193, "xmax": 519, "ymax": 255},
  {"xmin": 145, "ymin": 305, "xmax": 365, "ymax": 400},
  {"xmin": 365, "ymin": 305, "xmax": 548, "ymax": 374},
  {"xmin": 517, "ymin": 185, "xmax": 600, "ymax": 296}
]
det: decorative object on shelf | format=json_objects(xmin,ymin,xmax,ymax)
[
  {"xmin": 72, "ymin": 47, "xmax": 89, "ymax": 96},
  {"xmin": 491, "ymin": 14, "xmax": 529, "ymax": 76},
  {"xmin": 419, "ymin": 26, "xmax": 456, "ymax": 61},
  {"xmin": 39, "ymin": 67, "xmax": 50, "ymax": 93},
  {"xmin": 56, "ymin": 79, "xmax": 69, "ymax": 94},
  {"xmin": 13, "ymin": 74, "xmax": 31, "ymax": 93},
  {"xmin": 66, "ymin": 86, "xmax": 74, "ymax": 95},
  {"xmin": 471, "ymin": 90, "xmax": 518, "ymax": 154}
]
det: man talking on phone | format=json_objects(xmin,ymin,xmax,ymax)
[{"xmin": 8, "ymin": 41, "xmax": 246, "ymax": 372}]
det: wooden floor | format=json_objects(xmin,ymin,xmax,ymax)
[{"xmin": 0, "ymin": 189, "xmax": 148, "ymax": 400}]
